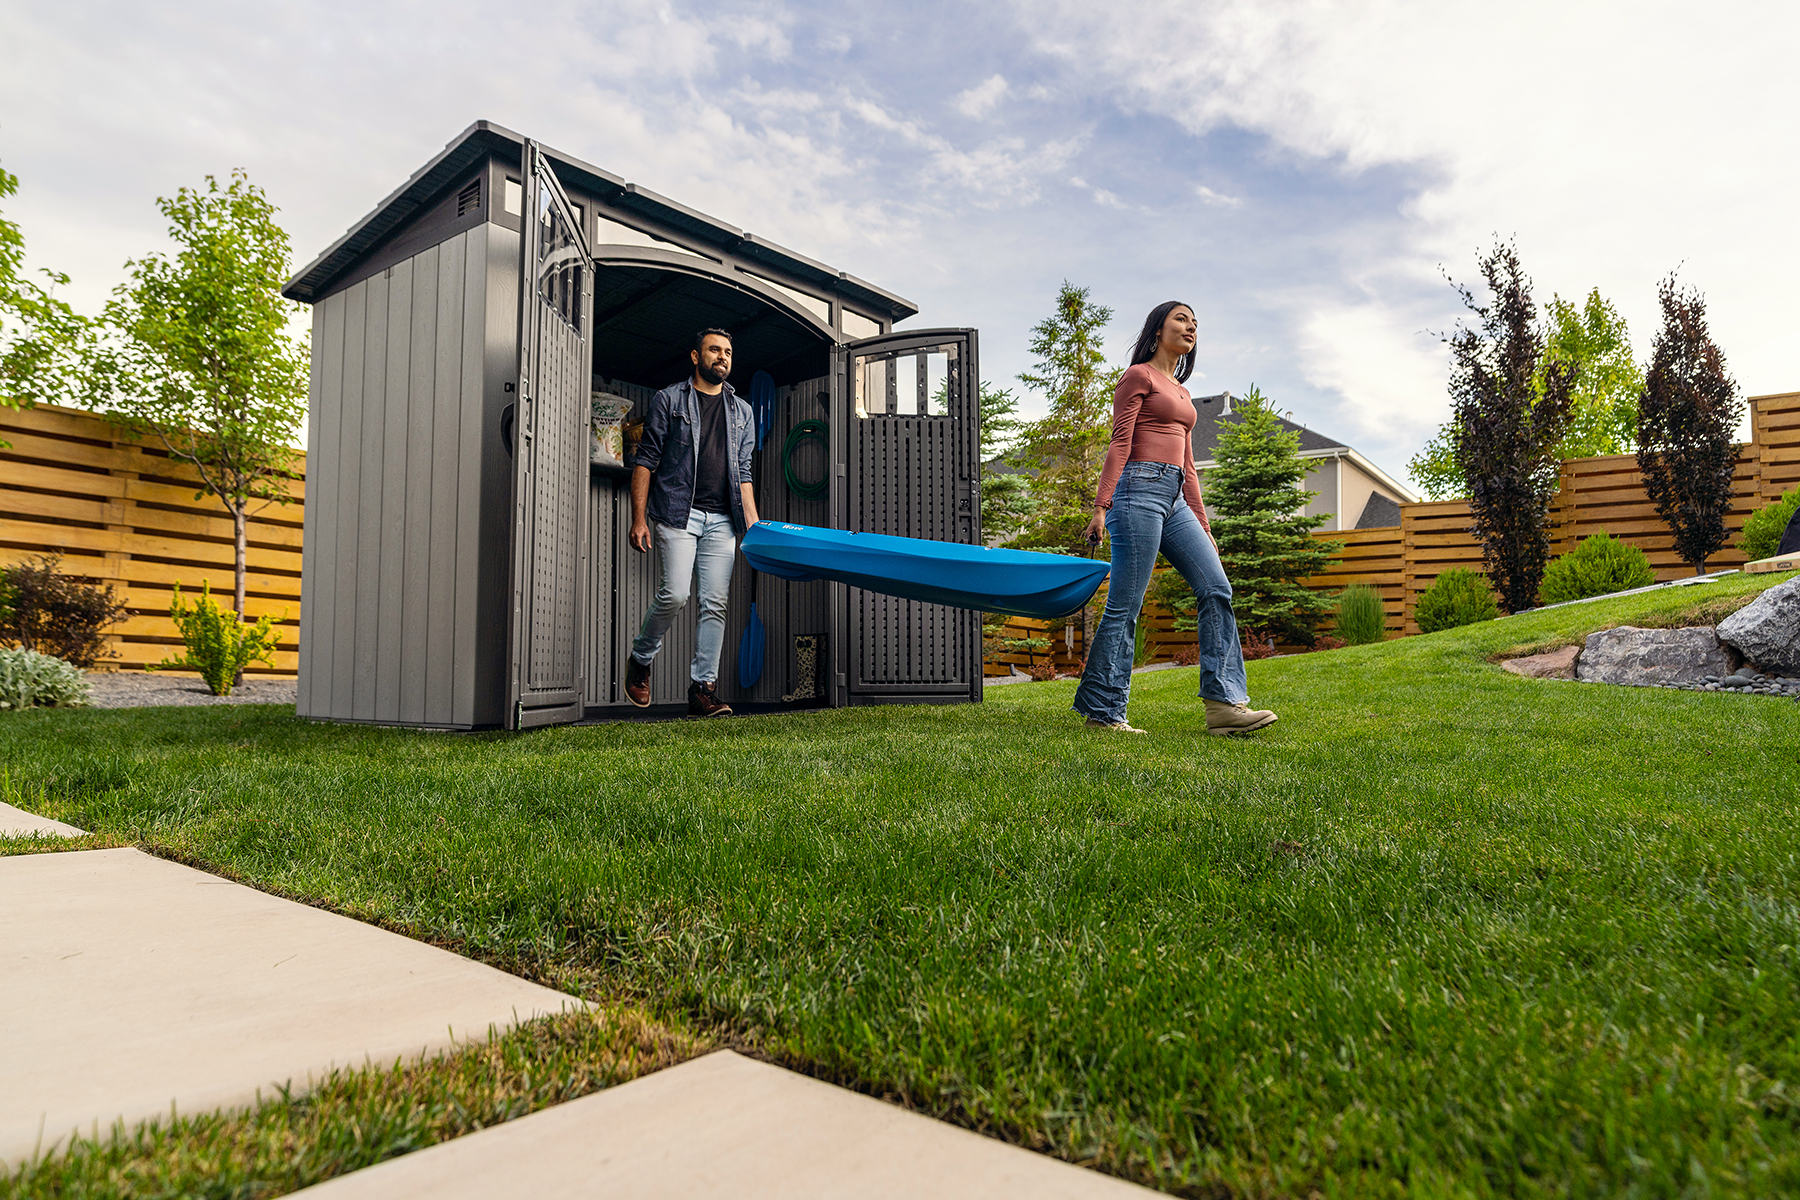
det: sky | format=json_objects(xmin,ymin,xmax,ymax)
[{"xmin": 3, "ymin": 0, "xmax": 1795, "ymax": 486}]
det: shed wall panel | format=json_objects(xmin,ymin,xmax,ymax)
[
  {"xmin": 297, "ymin": 297, "xmax": 336, "ymax": 717},
  {"xmin": 331, "ymin": 281, "xmax": 367, "ymax": 719},
  {"xmin": 375, "ymin": 261, "xmax": 413, "ymax": 722},
  {"xmin": 426, "ymin": 233, "xmax": 469, "ymax": 726},
  {"xmin": 352, "ymin": 270, "xmax": 389, "ymax": 721},
  {"xmin": 399, "ymin": 246, "xmax": 440, "ymax": 725},
  {"xmin": 463, "ymin": 222, "xmax": 515, "ymax": 727}
]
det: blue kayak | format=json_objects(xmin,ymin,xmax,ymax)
[{"xmin": 742, "ymin": 522, "xmax": 1110, "ymax": 620}]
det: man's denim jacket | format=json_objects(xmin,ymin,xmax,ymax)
[{"xmin": 633, "ymin": 377, "xmax": 757, "ymax": 536}]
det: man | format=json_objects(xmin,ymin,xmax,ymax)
[{"xmin": 626, "ymin": 328, "xmax": 760, "ymax": 716}]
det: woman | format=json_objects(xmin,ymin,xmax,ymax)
[{"xmin": 1072, "ymin": 301, "xmax": 1278, "ymax": 736}]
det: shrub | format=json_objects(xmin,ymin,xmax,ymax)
[
  {"xmin": 0, "ymin": 647, "xmax": 91, "ymax": 710},
  {"xmin": 153, "ymin": 581, "xmax": 282, "ymax": 696},
  {"xmin": 1334, "ymin": 584, "xmax": 1387, "ymax": 645},
  {"xmin": 1538, "ymin": 530, "xmax": 1656, "ymax": 604},
  {"xmin": 1241, "ymin": 634, "xmax": 1278, "ymax": 661},
  {"xmin": 1312, "ymin": 635, "xmax": 1347, "ymax": 652},
  {"xmin": 1415, "ymin": 569, "xmax": 1500, "ymax": 633},
  {"xmin": 1027, "ymin": 659, "xmax": 1057, "ymax": 682},
  {"xmin": 1171, "ymin": 643, "xmax": 1199, "ymax": 666},
  {"xmin": 1741, "ymin": 487, "xmax": 1800, "ymax": 561},
  {"xmin": 0, "ymin": 554, "xmax": 129, "ymax": 667}
]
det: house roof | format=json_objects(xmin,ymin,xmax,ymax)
[
  {"xmin": 284, "ymin": 120, "xmax": 919, "ymax": 322},
  {"xmin": 1191, "ymin": 402, "xmax": 1348, "ymax": 462}
]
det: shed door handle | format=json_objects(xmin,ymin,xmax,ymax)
[{"xmin": 501, "ymin": 403, "xmax": 516, "ymax": 458}]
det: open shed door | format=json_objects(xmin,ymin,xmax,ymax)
[
  {"xmin": 838, "ymin": 329, "xmax": 982, "ymax": 701},
  {"xmin": 506, "ymin": 143, "xmax": 592, "ymax": 729}
]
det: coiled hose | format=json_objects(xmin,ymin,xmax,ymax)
[{"xmin": 783, "ymin": 419, "xmax": 829, "ymax": 500}]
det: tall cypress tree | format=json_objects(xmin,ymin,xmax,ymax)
[
  {"xmin": 1449, "ymin": 242, "xmax": 1573, "ymax": 613},
  {"xmin": 1637, "ymin": 276, "xmax": 1742, "ymax": 575},
  {"xmin": 1204, "ymin": 387, "xmax": 1342, "ymax": 647}
]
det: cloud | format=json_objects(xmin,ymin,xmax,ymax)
[
  {"xmin": 1195, "ymin": 185, "xmax": 1241, "ymax": 208},
  {"xmin": 954, "ymin": 74, "xmax": 1011, "ymax": 118},
  {"xmin": 1023, "ymin": 0, "xmax": 1800, "ymax": 449}
]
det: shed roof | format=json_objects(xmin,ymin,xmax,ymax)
[{"xmin": 284, "ymin": 120, "xmax": 918, "ymax": 322}]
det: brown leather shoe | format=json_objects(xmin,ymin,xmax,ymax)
[
  {"xmin": 688, "ymin": 680, "xmax": 732, "ymax": 717},
  {"xmin": 625, "ymin": 658, "xmax": 652, "ymax": 708}
]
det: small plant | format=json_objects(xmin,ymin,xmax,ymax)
[
  {"xmin": 981, "ymin": 613, "xmax": 1051, "ymax": 666},
  {"xmin": 1312, "ymin": 635, "xmax": 1347, "ymax": 652},
  {"xmin": 1539, "ymin": 530, "xmax": 1656, "ymax": 604},
  {"xmin": 1740, "ymin": 487, "xmax": 1800, "ymax": 561},
  {"xmin": 1132, "ymin": 617, "xmax": 1151, "ymax": 667},
  {"xmin": 1415, "ymin": 569, "xmax": 1500, "ymax": 633},
  {"xmin": 1241, "ymin": 634, "xmax": 1278, "ymax": 661},
  {"xmin": 1334, "ymin": 584, "xmax": 1387, "ymax": 645},
  {"xmin": 0, "ymin": 553, "xmax": 129, "ymax": 667},
  {"xmin": 154, "ymin": 581, "xmax": 282, "ymax": 696},
  {"xmin": 1171, "ymin": 643, "xmax": 1199, "ymax": 666},
  {"xmin": 0, "ymin": 647, "xmax": 91, "ymax": 710},
  {"xmin": 1027, "ymin": 659, "xmax": 1057, "ymax": 682}
]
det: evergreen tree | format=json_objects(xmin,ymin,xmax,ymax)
[
  {"xmin": 1204, "ymin": 386, "xmax": 1342, "ymax": 646},
  {"xmin": 1636, "ymin": 275, "xmax": 1742, "ymax": 575},
  {"xmin": 977, "ymin": 380, "xmax": 1034, "ymax": 545},
  {"xmin": 1447, "ymin": 242, "xmax": 1573, "ymax": 612},
  {"xmin": 1012, "ymin": 282, "xmax": 1118, "ymax": 557}
]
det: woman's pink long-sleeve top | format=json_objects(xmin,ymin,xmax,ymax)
[{"xmin": 1093, "ymin": 363, "xmax": 1209, "ymax": 531}]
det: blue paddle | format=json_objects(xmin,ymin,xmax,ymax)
[{"xmin": 737, "ymin": 568, "xmax": 766, "ymax": 689}]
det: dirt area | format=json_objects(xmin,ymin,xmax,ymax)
[{"xmin": 84, "ymin": 671, "xmax": 297, "ymax": 709}]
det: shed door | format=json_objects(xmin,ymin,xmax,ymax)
[
  {"xmin": 841, "ymin": 330, "xmax": 981, "ymax": 697},
  {"xmin": 506, "ymin": 143, "xmax": 592, "ymax": 729}
]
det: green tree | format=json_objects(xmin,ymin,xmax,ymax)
[
  {"xmin": 86, "ymin": 171, "xmax": 307, "ymax": 619},
  {"xmin": 0, "ymin": 164, "xmax": 91, "ymax": 424},
  {"xmin": 1204, "ymin": 386, "xmax": 1343, "ymax": 646},
  {"xmin": 1542, "ymin": 289, "xmax": 1641, "ymax": 459},
  {"xmin": 1011, "ymin": 282, "xmax": 1118, "ymax": 557},
  {"xmin": 1409, "ymin": 286, "xmax": 1641, "ymax": 499},
  {"xmin": 977, "ymin": 380, "xmax": 1034, "ymax": 545},
  {"xmin": 1636, "ymin": 275, "xmax": 1742, "ymax": 575},
  {"xmin": 1446, "ymin": 242, "xmax": 1573, "ymax": 612}
]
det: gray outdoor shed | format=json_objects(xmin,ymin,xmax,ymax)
[{"xmin": 284, "ymin": 120, "xmax": 983, "ymax": 730}]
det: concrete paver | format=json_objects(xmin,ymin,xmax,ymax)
[
  {"xmin": 0, "ymin": 801, "xmax": 83, "ymax": 838},
  {"xmin": 293, "ymin": 1049, "xmax": 1153, "ymax": 1198},
  {"xmin": 1, "ymin": 848, "xmax": 581, "ymax": 1165}
]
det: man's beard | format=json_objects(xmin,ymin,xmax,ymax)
[{"xmin": 699, "ymin": 361, "xmax": 729, "ymax": 385}]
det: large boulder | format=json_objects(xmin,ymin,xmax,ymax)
[
  {"xmin": 1575, "ymin": 626, "xmax": 1735, "ymax": 686},
  {"xmin": 1501, "ymin": 645, "xmax": 1581, "ymax": 679},
  {"xmin": 1718, "ymin": 576, "xmax": 1800, "ymax": 673}
]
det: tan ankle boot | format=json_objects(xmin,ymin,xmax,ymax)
[{"xmin": 1204, "ymin": 698, "xmax": 1277, "ymax": 735}]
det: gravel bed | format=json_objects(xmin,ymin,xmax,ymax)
[
  {"xmin": 1651, "ymin": 670, "xmax": 1800, "ymax": 700},
  {"xmin": 84, "ymin": 671, "xmax": 297, "ymax": 709}
]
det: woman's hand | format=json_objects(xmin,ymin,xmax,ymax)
[{"xmin": 1084, "ymin": 509, "xmax": 1106, "ymax": 547}]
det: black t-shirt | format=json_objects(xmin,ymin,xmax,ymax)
[{"xmin": 691, "ymin": 388, "xmax": 731, "ymax": 515}]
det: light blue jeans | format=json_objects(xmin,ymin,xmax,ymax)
[
  {"xmin": 1073, "ymin": 461, "xmax": 1248, "ymax": 724},
  {"xmin": 632, "ymin": 510, "xmax": 737, "ymax": 684}
]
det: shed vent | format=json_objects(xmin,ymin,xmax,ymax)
[{"xmin": 456, "ymin": 178, "xmax": 482, "ymax": 218}]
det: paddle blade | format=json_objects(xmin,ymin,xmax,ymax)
[{"xmin": 737, "ymin": 602, "xmax": 766, "ymax": 688}]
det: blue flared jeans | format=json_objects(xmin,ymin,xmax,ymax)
[{"xmin": 1072, "ymin": 461, "xmax": 1248, "ymax": 724}]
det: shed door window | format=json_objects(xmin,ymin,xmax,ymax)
[
  {"xmin": 536, "ymin": 187, "xmax": 585, "ymax": 334},
  {"xmin": 854, "ymin": 343, "xmax": 957, "ymax": 418}
]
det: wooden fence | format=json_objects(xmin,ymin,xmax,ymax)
[
  {"xmin": 983, "ymin": 390, "xmax": 1800, "ymax": 670},
  {"xmin": 6, "ymin": 390, "xmax": 1795, "ymax": 678},
  {"xmin": 0, "ymin": 403, "xmax": 304, "ymax": 674}
]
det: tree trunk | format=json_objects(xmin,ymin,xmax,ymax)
[{"xmin": 234, "ymin": 506, "xmax": 247, "ymax": 688}]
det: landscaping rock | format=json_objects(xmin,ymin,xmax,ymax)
[
  {"xmin": 1501, "ymin": 645, "xmax": 1581, "ymax": 679},
  {"xmin": 1717, "ymin": 576, "xmax": 1800, "ymax": 674},
  {"xmin": 1575, "ymin": 626, "xmax": 1735, "ymax": 687}
]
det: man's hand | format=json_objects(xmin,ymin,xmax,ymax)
[
  {"xmin": 629, "ymin": 464, "xmax": 653, "ymax": 552},
  {"xmin": 630, "ymin": 519, "xmax": 652, "ymax": 553}
]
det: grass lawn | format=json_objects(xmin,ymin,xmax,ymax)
[{"xmin": 5, "ymin": 570, "xmax": 1798, "ymax": 1198}]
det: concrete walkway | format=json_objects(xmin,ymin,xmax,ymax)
[
  {"xmin": 4, "ymin": 836, "xmax": 1154, "ymax": 1194},
  {"xmin": 1, "ymin": 848, "xmax": 580, "ymax": 1165},
  {"xmin": 294, "ymin": 1049, "xmax": 1150, "ymax": 1199},
  {"xmin": 0, "ymin": 800, "xmax": 84, "ymax": 838}
]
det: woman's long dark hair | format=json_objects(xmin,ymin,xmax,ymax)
[{"xmin": 1128, "ymin": 301, "xmax": 1195, "ymax": 384}]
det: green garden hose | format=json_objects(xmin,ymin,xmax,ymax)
[{"xmin": 783, "ymin": 419, "xmax": 830, "ymax": 500}]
